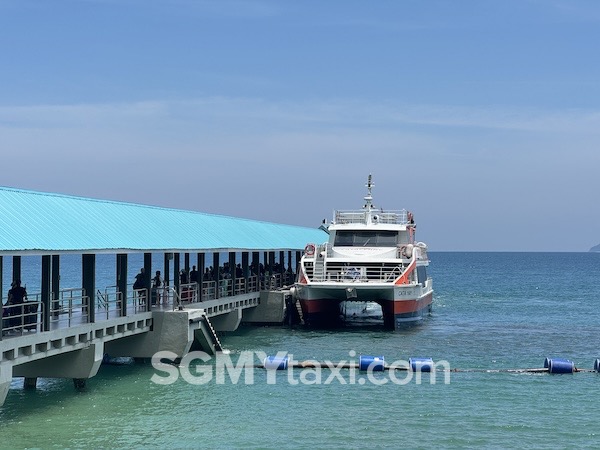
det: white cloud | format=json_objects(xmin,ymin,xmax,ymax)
[{"xmin": 2, "ymin": 97, "xmax": 600, "ymax": 135}]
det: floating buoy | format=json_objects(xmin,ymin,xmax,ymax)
[
  {"xmin": 546, "ymin": 358, "xmax": 575, "ymax": 374},
  {"xmin": 359, "ymin": 355, "xmax": 385, "ymax": 372},
  {"xmin": 594, "ymin": 359, "xmax": 600, "ymax": 373},
  {"xmin": 263, "ymin": 356, "xmax": 289, "ymax": 370},
  {"xmin": 409, "ymin": 357, "xmax": 433, "ymax": 372}
]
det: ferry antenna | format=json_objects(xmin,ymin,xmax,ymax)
[{"xmin": 364, "ymin": 174, "xmax": 374, "ymax": 210}]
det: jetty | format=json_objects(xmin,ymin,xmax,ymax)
[{"xmin": 0, "ymin": 186, "xmax": 327, "ymax": 407}]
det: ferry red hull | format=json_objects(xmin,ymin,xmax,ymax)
[{"xmin": 299, "ymin": 292, "xmax": 433, "ymax": 330}]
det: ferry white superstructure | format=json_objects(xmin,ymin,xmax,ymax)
[{"xmin": 291, "ymin": 175, "xmax": 433, "ymax": 329}]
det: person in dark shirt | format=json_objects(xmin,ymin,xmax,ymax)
[
  {"xmin": 190, "ymin": 266, "xmax": 199, "ymax": 284},
  {"xmin": 4, "ymin": 280, "xmax": 28, "ymax": 329},
  {"xmin": 152, "ymin": 270, "xmax": 163, "ymax": 305},
  {"xmin": 133, "ymin": 268, "xmax": 146, "ymax": 304},
  {"xmin": 180, "ymin": 269, "xmax": 188, "ymax": 285}
]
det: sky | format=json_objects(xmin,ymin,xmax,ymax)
[{"xmin": 1, "ymin": 0, "xmax": 599, "ymax": 252}]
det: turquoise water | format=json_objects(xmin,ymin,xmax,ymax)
[{"xmin": 2, "ymin": 252, "xmax": 600, "ymax": 448}]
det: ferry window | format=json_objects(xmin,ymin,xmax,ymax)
[
  {"xmin": 377, "ymin": 232, "xmax": 398, "ymax": 246},
  {"xmin": 334, "ymin": 232, "xmax": 354, "ymax": 246},
  {"xmin": 417, "ymin": 266, "xmax": 427, "ymax": 285},
  {"xmin": 334, "ymin": 231, "xmax": 398, "ymax": 247}
]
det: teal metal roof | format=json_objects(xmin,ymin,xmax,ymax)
[{"xmin": 0, "ymin": 186, "xmax": 328, "ymax": 255}]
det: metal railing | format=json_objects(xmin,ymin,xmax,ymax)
[
  {"xmin": 96, "ymin": 286, "xmax": 124, "ymax": 320},
  {"xmin": 334, "ymin": 209, "xmax": 408, "ymax": 225},
  {"xmin": 131, "ymin": 287, "xmax": 149, "ymax": 313},
  {"xmin": 1, "ymin": 297, "xmax": 43, "ymax": 336},
  {"xmin": 51, "ymin": 288, "xmax": 90, "ymax": 327},
  {"xmin": 178, "ymin": 282, "xmax": 199, "ymax": 304},
  {"xmin": 202, "ymin": 281, "xmax": 217, "ymax": 300},
  {"xmin": 303, "ymin": 262, "xmax": 410, "ymax": 283},
  {"xmin": 2, "ymin": 274, "xmax": 292, "ymax": 338}
]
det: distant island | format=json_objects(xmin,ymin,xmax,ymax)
[{"xmin": 590, "ymin": 244, "xmax": 600, "ymax": 252}]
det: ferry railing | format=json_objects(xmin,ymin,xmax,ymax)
[
  {"xmin": 1, "ymin": 295, "xmax": 43, "ymax": 337},
  {"xmin": 51, "ymin": 288, "xmax": 90, "ymax": 326},
  {"xmin": 384, "ymin": 266, "xmax": 403, "ymax": 282},
  {"xmin": 316, "ymin": 264, "xmax": 407, "ymax": 283},
  {"xmin": 334, "ymin": 209, "xmax": 408, "ymax": 224}
]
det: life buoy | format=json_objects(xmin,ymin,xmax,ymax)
[
  {"xmin": 398, "ymin": 245, "xmax": 406, "ymax": 258},
  {"xmin": 398, "ymin": 244, "xmax": 413, "ymax": 259},
  {"xmin": 304, "ymin": 243, "xmax": 315, "ymax": 256}
]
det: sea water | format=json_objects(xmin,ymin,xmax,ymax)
[{"xmin": 1, "ymin": 252, "xmax": 600, "ymax": 448}]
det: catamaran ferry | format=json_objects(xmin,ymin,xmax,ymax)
[{"xmin": 291, "ymin": 175, "xmax": 433, "ymax": 330}]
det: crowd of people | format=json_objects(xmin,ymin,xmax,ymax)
[{"xmin": 131, "ymin": 261, "xmax": 296, "ymax": 302}]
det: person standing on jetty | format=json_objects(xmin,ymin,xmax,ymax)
[
  {"xmin": 4, "ymin": 280, "xmax": 28, "ymax": 329},
  {"xmin": 152, "ymin": 270, "xmax": 163, "ymax": 305},
  {"xmin": 133, "ymin": 268, "xmax": 146, "ymax": 304}
]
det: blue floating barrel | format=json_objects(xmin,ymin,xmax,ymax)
[
  {"xmin": 359, "ymin": 355, "xmax": 385, "ymax": 372},
  {"xmin": 546, "ymin": 358, "xmax": 575, "ymax": 374},
  {"xmin": 409, "ymin": 357, "xmax": 433, "ymax": 372},
  {"xmin": 263, "ymin": 356, "xmax": 289, "ymax": 370},
  {"xmin": 594, "ymin": 359, "xmax": 600, "ymax": 373}
]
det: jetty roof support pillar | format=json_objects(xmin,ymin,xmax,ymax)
[
  {"xmin": 117, "ymin": 254, "xmax": 128, "ymax": 316},
  {"xmin": 269, "ymin": 252, "xmax": 275, "ymax": 275},
  {"xmin": 163, "ymin": 253, "xmax": 170, "ymax": 288},
  {"xmin": 229, "ymin": 251, "xmax": 236, "ymax": 295},
  {"xmin": 242, "ymin": 251, "xmax": 249, "ymax": 280},
  {"xmin": 213, "ymin": 252, "xmax": 220, "ymax": 299},
  {"xmin": 82, "ymin": 254, "xmax": 96, "ymax": 323},
  {"xmin": 197, "ymin": 253, "xmax": 205, "ymax": 301},
  {"xmin": 51, "ymin": 255, "xmax": 60, "ymax": 318},
  {"xmin": 143, "ymin": 253, "xmax": 152, "ymax": 310},
  {"xmin": 12, "ymin": 255, "xmax": 21, "ymax": 285},
  {"xmin": 174, "ymin": 253, "xmax": 180, "ymax": 291},
  {"xmin": 41, "ymin": 255, "xmax": 51, "ymax": 331},
  {"xmin": 184, "ymin": 253, "xmax": 190, "ymax": 277},
  {"xmin": 252, "ymin": 252, "xmax": 259, "ymax": 276},
  {"xmin": 263, "ymin": 252, "xmax": 268, "ymax": 275}
]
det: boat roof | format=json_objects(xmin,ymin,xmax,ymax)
[
  {"xmin": 328, "ymin": 175, "xmax": 412, "ymax": 229},
  {"xmin": 0, "ymin": 186, "xmax": 329, "ymax": 255},
  {"xmin": 333, "ymin": 210, "xmax": 409, "ymax": 226}
]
